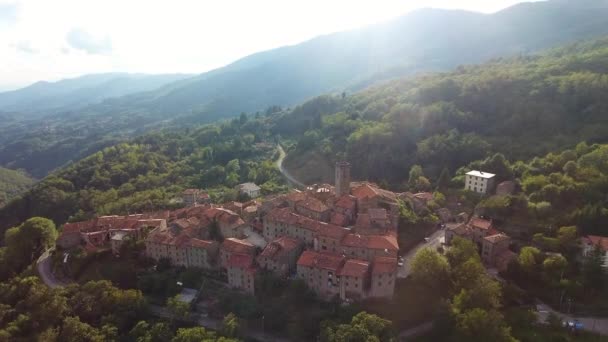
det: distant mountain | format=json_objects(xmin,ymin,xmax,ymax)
[
  {"xmin": 0, "ymin": 73, "xmax": 192, "ymax": 115},
  {"xmin": 3, "ymin": 0, "xmax": 608, "ymax": 178},
  {"xmin": 84, "ymin": 0, "xmax": 608, "ymax": 123}
]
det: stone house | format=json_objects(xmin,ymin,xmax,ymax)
[
  {"xmin": 257, "ymin": 236, "xmax": 302, "ymax": 277},
  {"xmin": 296, "ymin": 251, "xmax": 345, "ymax": 300},
  {"xmin": 338, "ymin": 259, "xmax": 370, "ymax": 302},
  {"xmin": 226, "ymin": 254, "xmax": 257, "ymax": 294},
  {"xmin": 465, "ymin": 170, "xmax": 496, "ymax": 194},
  {"xmin": 220, "ymin": 238, "xmax": 256, "ymax": 269},
  {"xmin": 481, "ymin": 234, "xmax": 511, "ymax": 266},
  {"xmin": 369, "ymin": 257, "xmax": 397, "ymax": 299}
]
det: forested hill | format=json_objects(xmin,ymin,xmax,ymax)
[
  {"xmin": 3, "ymin": 0, "xmax": 608, "ymax": 178},
  {"xmin": 3, "ymin": 35, "xmax": 608, "ymax": 239},
  {"xmin": 0, "ymin": 115, "xmax": 286, "ymax": 239},
  {"xmin": 278, "ymin": 37, "xmax": 608, "ymax": 185},
  {"xmin": 0, "ymin": 167, "xmax": 34, "ymax": 207}
]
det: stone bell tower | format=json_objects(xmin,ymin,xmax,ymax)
[{"xmin": 335, "ymin": 161, "xmax": 351, "ymax": 197}]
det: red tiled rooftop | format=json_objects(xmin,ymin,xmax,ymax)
[
  {"xmin": 583, "ymin": 235, "xmax": 608, "ymax": 252},
  {"xmin": 341, "ymin": 234, "xmax": 399, "ymax": 251},
  {"xmin": 339, "ymin": 259, "xmax": 370, "ymax": 277},
  {"xmin": 297, "ymin": 251, "xmax": 345, "ymax": 271},
  {"xmin": 335, "ymin": 195, "xmax": 356, "ymax": 210},
  {"xmin": 296, "ymin": 197, "xmax": 330, "ymax": 213},
  {"xmin": 351, "ymin": 184, "xmax": 378, "ymax": 200},
  {"xmin": 260, "ymin": 236, "xmax": 300, "ymax": 259},
  {"xmin": 469, "ymin": 217, "xmax": 493, "ymax": 230},
  {"xmin": 484, "ymin": 233, "xmax": 510, "ymax": 244},
  {"xmin": 372, "ymin": 257, "xmax": 398, "ymax": 274},
  {"xmin": 222, "ymin": 238, "xmax": 256, "ymax": 255},
  {"xmin": 188, "ymin": 238, "xmax": 216, "ymax": 249}
]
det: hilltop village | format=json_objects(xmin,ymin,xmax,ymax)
[{"xmin": 55, "ymin": 161, "xmax": 539, "ymax": 303}]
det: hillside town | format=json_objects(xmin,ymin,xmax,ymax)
[{"xmin": 54, "ymin": 162, "xmax": 608, "ymax": 307}]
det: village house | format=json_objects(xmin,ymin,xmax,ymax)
[
  {"xmin": 340, "ymin": 233, "xmax": 399, "ymax": 261},
  {"xmin": 263, "ymin": 208, "xmax": 350, "ymax": 251},
  {"xmin": 582, "ymin": 235, "xmax": 608, "ymax": 267},
  {"xmin": 465, "ymin": 170, "xmax": 496, "ymax": 194},
  {"xmin": 354, "ymin": 208, "xmax": 392, "ymax": 235},
  {"xmin": 369, "ymin": 257, "xmax": 398, "ymax": 298},
  {"xmin": 351, "ymin": 182, "xmax": 399, "ymax": 214},
  {"xmin": 445, "ymin": 223, "xmax": 471, "ymax": 245},
  {"xmin": 57, "ymin": 214, "xmax": 167, "ymax": 253},
  {"xmin": 237, "ymin": 182, "xmax": 261, "ymax": 198},
  {"xmin": 257, "ymin": 236, "xmax": 302, "ymax": 277},
  {"xmin": 338, "ymin": 259, "xmax": 370, "ymax": 302},
  {"xmin": 481, "ymin": 233, "xmax": 512, "ymax": 266},
  {"xmin": 296, "ymin": 251, "xmax": 345, "ymax": 300},
  {"xmin": 333, "ymin": 195, "xmax": 357, "ymax": 226},
  {"xmin": 220, "ymin": 238, "xmax": 257, "ymax": 269},
  {"xmin": 226, "ymin": 254, "xmax": 257, "ymax": 294},
  {"xmin": 468, "ymin": 217, "xmax": 496, "ymax": 247},
  {"xmin": 146, "ymin": 225, "xmax": 220, "ymax": 269}
]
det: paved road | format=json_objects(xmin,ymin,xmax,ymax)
[
  {"xmin": 275, "ymin": 144, "xmax": 305, "ymax": 189},
  {"xmin": 537, "ymin": 302, "xmax": 608, "ymax": 336},
  {"xmin": 36, "ymin": 249, "xmax": 69, "ymax": 288},
  {"xmin": 398, "ymin": 229, "xmax": 445, "ymax": 278}
]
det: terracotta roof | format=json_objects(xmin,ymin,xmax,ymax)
[
  {"xmin": 330, "ymin": 212, "xmax": 348, "ymax": 226},
  {"xmin": 297, "ymin": 251, "xmax": 345, "ymax": 271},
  {"xmin": 285, "ymin": 191, "xmax": 308, "ymax": 203},
  {"xmin": 342, "ymin": 234, "xmax": 399, "ymax": 251},
  {"xmin": 266, "ymin": 208, "xmax": 349, "ymax": 239},
  {"xmin": 296, "ymin": 196, "xmax": 330, "ymax": 213},
  {"xmin": 372, "ymin": 257, "xmax": 398, "ymax": 274},
  {"xmin": 335, "ymin": 195, "xmax": 356, "ymax": 210},
  {"xmin": 351, "ymin": 183, "xmax": 378, "ymax": 200},
  {"xmin": 446, "ymin": 223, "xmax": 470, "ymax": 236},
  {"xmin": 484, "ymin": 233, "xmax": 510, "ymax": 244},
  {"xmin": 188, "ymin": 239, "xmax": 217, "ymax": 249},
  {"xmin": 227, "ymin": 253, "xmax": 254, "ymax": 268},
  {"xmin": 222, "ymin": 238, "xmax": 256, "ymax": 255},
  {"xmin": 583, "ymin": 235, "xmax": 608, "ymax": 252},
  {"xmin": 469, "ymin": 217, "xmax": 493, "ymax": 230},
  {"xmin": 339, "ymin": 259, "xmax": 370, "ymax": 277},
  {"xmin": 259, "ymin": 236, "xmax": 300, "ymax": 259}
]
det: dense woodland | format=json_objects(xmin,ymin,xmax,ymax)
[
  {"xmin": 0, "ymin": 166, "xmax": 33, "ymax": 206},
  {"xmin": 279, "ymin": 37, "xmax": 608, "ymax": 186},
  {"xmin": 0, "ymin": 114, "xmax": 286, "ymax": 239}
]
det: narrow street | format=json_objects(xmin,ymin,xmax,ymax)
[
  {"xmin": 398, "ymin": 229, "xmax": 445, "ymax": 279},
  {"xmin": 536, "ymin": 302, "xmax": 608, "ymax": 336}
]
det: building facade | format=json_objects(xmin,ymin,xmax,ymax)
[{"xmin": 465, "ymin": 170, "xmax": 496, "ymax": 194}]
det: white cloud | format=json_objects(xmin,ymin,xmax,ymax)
[
  {"xmin": 66, "ymin": 28, "xmax": 111, "ymax": 55},
  {"xmin": 0, "ymin": 0, "xmax": 540, "ymax": 90}
]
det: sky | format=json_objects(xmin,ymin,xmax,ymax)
[{"xmin": 0, "ymin": 0, "xmax": 541, "ymax": 91}]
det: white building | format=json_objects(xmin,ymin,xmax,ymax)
[
  {"xmin": 465, "ymin": 171, "xmax": 496, "ymax": 194},
  {"xmin": 237, "ymin": 182, "xmax": 261, "ymax": 198}
]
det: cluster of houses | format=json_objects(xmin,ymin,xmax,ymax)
[{"xmin": 56, "ymin": 162, "xmax": 406, "ymax": 302}]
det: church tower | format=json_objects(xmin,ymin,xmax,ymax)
[{"xmin": 335, "ymin": 161, "xmax": 351, "ymax": 197}]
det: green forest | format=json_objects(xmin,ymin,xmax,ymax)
[
  {"xmin": 278, "ymin": 37, "xmax": 608, "ymax": 186},
  {"xmin": 0, "ymin": 114, "xmax": 286, "ymax": 238},
  {"xmin": 0, "ymin": 167, "xmax": 34, "ymax": 206}
]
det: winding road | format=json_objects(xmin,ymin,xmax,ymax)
[
  {"xmin": 275, "ymin": 144, "xmax": 305, "ymax": 189},
  {"xmin": 37, "ymin": 249, "xmax": 69, "ymax": 288}
]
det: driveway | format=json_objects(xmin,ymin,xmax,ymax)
[
  {"xmin": 275, "ymin": 145, "xmax": 305, "ymax": 189},
  {"xmin": 398, "ymin": 229, "xmax": 445, "ymax": 278}
]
